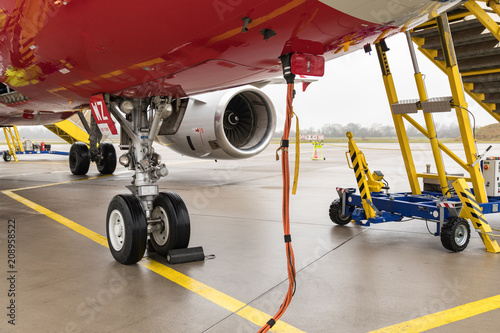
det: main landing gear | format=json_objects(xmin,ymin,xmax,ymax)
[
  {"xmin": 69, "ymin": 113, "xmax": 117, "ymax": 176},
  {"xmin": 96, "ymin": 94, "xmax": 190, "ymax": 264}
]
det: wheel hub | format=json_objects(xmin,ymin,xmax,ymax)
[
  {"xmin": 114, "ymin": 224, "xmax": 123, "ymax": 237},
  {"xmin": 455, "ymin": 225, "xmax": 467, "ymax": 246},
  {"xmin": 151, "ymin": 206, "xmax": 169, "ymax": 246},
  {"xmin": 109, "ymin": 209, "xmax": 125, "ymax": 251}
]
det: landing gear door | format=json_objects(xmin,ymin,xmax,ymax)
[{"xmin": 90, "ymin": 94, "xmax": 118, "ymax": 141}]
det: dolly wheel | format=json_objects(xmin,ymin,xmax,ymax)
[
  {"xmin": 329, "ymin": 199, "xmax": 352, "ymax": 225},
  {"xmin": 440, "ymin": 217, "xmax": 470, "ymax": 252},
  {"xmin": 3, "ymin": 152, "xmax": 11, "ymax": 162}
]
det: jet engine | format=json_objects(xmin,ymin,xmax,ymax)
[{"xmin": 156, "ymin": 86, "xmax": 276, "ymax": 160}]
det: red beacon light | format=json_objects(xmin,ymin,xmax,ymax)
[{"xmin": 291, "ymin": 53, "xmax": 325, "ymax": 77}]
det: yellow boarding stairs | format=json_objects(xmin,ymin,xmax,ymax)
[
  {"xmin": 412, "ymin": 0, "xmax": 500, "ymax": 122},
  {"xmin": 44, "ymin": 111, "xmax": 90, "ymax": 145},
  {"xmin": 351, "ymin": 2, "xmax": 500, "ymax": 252},
  {"xmin": 2, "ymin": 111, "xmax": 89, "ymax": 161},
  {"xmin": 2, "ymin": 126, "xmax": 23, "ymax": 162},
  {"xmin": 409, "ymin": 0, "xmax": 500, "ymax": 252}
]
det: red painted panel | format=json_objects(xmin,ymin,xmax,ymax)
[
  {"xmin": 0, "ymin": 0, "xmax": 458, "ymax": 119},
  {"xmin": 89, "ymin": 94, "xmax": 118, "ymax": 136}
]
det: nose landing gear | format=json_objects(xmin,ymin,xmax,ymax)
[{"xmin": 98, "ymin": 94, "xmax": 191, "ymax": 264}]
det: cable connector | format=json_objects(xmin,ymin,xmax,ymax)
[
  {"xmin": 281, "ymin": 139, "xmax": 289, "ymax": 148},
  {"xmin": 284, "ymin": 234, "xmax": 292, "ymax": 243},
  {"xmin": 280, "ymin": 53, "xmax": 295, "ymax": 84},
  {"xmin": 266, "ymin": 318, "xmax": 276, "ymax": 328}
]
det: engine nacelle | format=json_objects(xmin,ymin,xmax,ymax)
[{"xmin": 156, "ymin": 87, "xmax": 276, "ymax": 159}]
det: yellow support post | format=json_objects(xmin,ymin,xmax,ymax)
[
  {"xmin": 453, "ymin": 178, "xmax": 500, "ymax": 253},
  {"xmin": 13, "ymin": 126, "xmax": 23, "ymax": 153},
  {"xmin": 437, "ymin": 14, "xmax": 487, "ymax": 203},
  {"xmin": 405, "ymin": 31, "xmax": 450, "ymax": 197},
  {"xmin": 464, "ymin": 1, "xmax": 500, "ymax": 42},
  {"xmin": 346, "ymin": 132, "xmax": 380, "ymax": 219},
  {"xmin": 2, "ymin": 126, "xmax": 23, "ymax": 162},
  {"xmin": 375, "ymin": 42, "xmax": 421, "ymax": 195},
  {"xmin": 488, "ymin": 0, "xmax": 500, "ymax": 17},
  {"xmin": 402, "ymin": 114, "xmax": 469, "ymax": 171}
]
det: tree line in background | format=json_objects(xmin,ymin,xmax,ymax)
[
  {"xmin": 14, "ymin": 122, "xmax": 464, "ymax": 141},
  {"xmin": 275, "ymin": 122, "xmax": 463, "ymax": 138}
]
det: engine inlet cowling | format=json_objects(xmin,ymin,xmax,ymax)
[{"xmin": 156, "ymin": 86, "xmax": 276, "ymax": 160}]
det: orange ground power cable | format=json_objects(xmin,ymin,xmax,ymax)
[{"xmin": 258, "ymin": 81, "xmax": 297, "ymax": 333}]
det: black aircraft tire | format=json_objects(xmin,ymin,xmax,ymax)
[
  {"xmin": 106, "ymin": 194, "xmax": 147, "ymax": 265},
  {"xmin": 97, "ymin": 143, "xmax": 117, "ymax": 174},
  {"xmin": 329, "ymin": 199, "xmax": 352, "ymax": 225},
  {"xmin": 69, "ymin": 142, "xmax": 90, "ymax": 175},
  {"xmin": 440, "ymin": 217, "xmax": 470, "ymax": 252},
  {"xmin": 149, "ymin": 192, "xmax": 191, "ymax": 256},
  {"xmin": 3, "ymin": 152, "xmax": 11, "ymax": 162}
]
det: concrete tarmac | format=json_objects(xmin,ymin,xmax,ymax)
[{"xmin": 0, "ymin": 142, "xmax": 499, "ymax": 332}]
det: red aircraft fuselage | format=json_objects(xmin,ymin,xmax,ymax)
[{"xmin": 0, "ymin": 0, "xmax": 460, "ymax": 124}]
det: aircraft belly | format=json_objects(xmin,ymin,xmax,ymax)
[{"xmin": 0, "ymin": 0, "xmax": 459, "ymax": 114}]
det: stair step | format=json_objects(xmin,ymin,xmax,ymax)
[
  {"xmin": 483, "ymin": 93, "xmax": 500, "ymax": 103},
  {"xmin": 459, "ymin": 56, "xmax": 500, "ymax": 72},
  {"xmin": 435, "ymin": 40, "xmax": 500, "ymax": 61},
  {"xmin": 421, "ymin": 26, "xmax": 496, "ymax": 50},
  {"xmin": 412, "ymin": 18, "xmax": 486, "ymax": 39},
  {"xmin": 471, "ymin": 82, "xmax": 500, "ymax": 94},
  {"xmin": 463, "ymin": 72, "xmax": 500, "ymax": 83}
]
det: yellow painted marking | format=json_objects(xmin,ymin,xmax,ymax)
[
  {"xmin": 130, "ymin": 58, "xmax": 166, "ymax": 69},
  {"xmin": 49, "ymin": 86, "xmax": 68, "ymax": 93},
  {"xmin": 3, "ymin": 174, "xmax": 114, "ymax": 192},
  {"xmin": 13, "ymin": 161, "xmax": 68, "ymax": 165},
  {"xmin": 370, "ymin": 294, "xmax": 500, "ymax": 333},
  {"xmin": 2, "ymin": 190, "xmax": 108, "ymax": 248},
  {"xmin": 1, "ymin": 176, "xmax": 303, "ymax": 332},
  {"xmin": 140, "ymin": 258, "xmax": 303, "ymax": 332},
  {"xmin": 101, "ymin": 69, "xmax": 125, "ymax": 79},
  {"xmin": 73, "ymin": 80, "xmax": 92, "ymax": 86},
  {"xmin": 207, "ymin": 0, "xmax": 306, "ymax": 46}
]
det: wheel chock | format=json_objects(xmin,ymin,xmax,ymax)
[{"xmin": 167, "ymin": 246, "xmax": 206, "ymax": 264}]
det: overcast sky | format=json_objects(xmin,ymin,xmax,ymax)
[{"xmin": 262, "ymin": 33, "xmax": 496, "ymax": 132}]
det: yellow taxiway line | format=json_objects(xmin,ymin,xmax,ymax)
[
  {"xmin": 2, "ymin": 169, "xmax": 500, "ymax": 332},
  {"xmin": 1, "ymin": 172, "xmax": 303, "ymax": 333},
  {"xmin": 369, "ymin": 294, "xmax": 500, "ymax": 332}
]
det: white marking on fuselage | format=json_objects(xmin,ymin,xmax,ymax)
[{"xmin": 318, "ymin": 0, "xmax": 461, "ymax": 25}]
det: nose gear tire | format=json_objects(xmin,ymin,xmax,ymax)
[
  {"xmin": 149, "ymin": 191, "xmax": 190, "ymax": 256},
  {"xmin": 106, "ymin": 194, "xmax": 147, "ymax": 264}
]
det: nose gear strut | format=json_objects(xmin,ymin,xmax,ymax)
[{"xmin": 98, "ymin": 94, "xmax": 190, "ymax": 264}]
